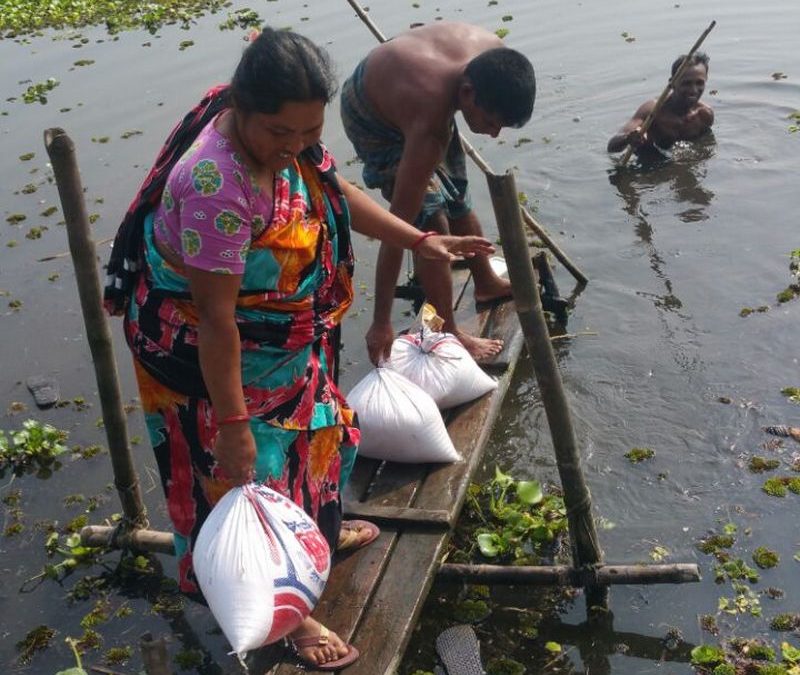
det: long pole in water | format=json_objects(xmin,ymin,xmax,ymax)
[
  {"xmin": 619, "ymin": 20, "xmax": 716, "ymax": 166},
  {"xmin": 343, "ymin": 0, "xmax": 588, "ymax": 286},
  {"xmin": 487, "ymin": 170, "xmax": 607, "ymax": 609},
  {"xmin": 43, "ymin": 128, "xmax": 149, "ymax": 532}
]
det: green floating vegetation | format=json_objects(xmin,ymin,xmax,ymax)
[
  {"xmin": 763, "ymin": 476, "xmax": 800, "ymax": 497},
  {"xmin": 19, "ymin": 152, "xmax": 34, "ymax": 161},
  {"xmin": 72, "ymin": 59, "xmax": 94, "ymax": 67},
  {"xmin": 16, "ymin": 625, "xmax": 56, "ymax": 665},
  {"xmin": 218, "ymin": 8, "xmax": 261, "ymax": 31},
  {"xmin": 789, "ymin": 111, "xmax": 800, "ymax": 133},
  {"xmin": 749, "ymin": 456, "xmax": 781, "ymax": 473},
  {"xmin": 486, "ymin": 657, "xmax": 527, "ymax": 675},
  {"xmin": 40, "ymin": 206, "xmax": 58, "ymax": 217},
  {"xmin": 6, "ymin": 213, "xmax": 26, "ymax": 224},
  {"xmin": 495, "ymin": 28, "xmax": 509, "ymax": 39},
  {"xmin": 691, "ymin": 644, "xmax": 726, "ymax": 667},
  {"xmin": 769, "ymin": 613, "xmax": 800, "ymax": 631},
  {"xmin": 103, "ymin": 645, "xmax": 133, "ymax": 666},
  {"xmin": 697, "ymin": 533, "xmax": 735, "ymax": 557},
  {"xmin": 175, "ymin": 648, "xmax": 204, "ymax": 670},
  {"xmin": 625, "ymin": 447, "xmax": 655, "ymax": 463},
  {"xmin": 714, "ymin": 558, "xmax": 759, "ymax": 584},
  {"xmin": 0, "ymin": 419, "xmax": 69, "ymax": 477},
  {"xmin": 753, "ymin": 546, "xmax": 780, "ymax": 569},
  {"xmin": 1, "ymin": 0, "xmax": 230, "ymax": 36},
  {"xmin": 460, "ymin": 467, "xmax": 567, "ymax": 565},
  {"xmin": 21, "ymin": 78, "xmax": 60, "ymax": 104},
  {"xmin": 781, "ymin": 387, "xmax": 800, "ymax": 403}
]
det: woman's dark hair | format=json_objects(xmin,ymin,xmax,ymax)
[
  {"xmin": 230, "ymin": 26, "xmax": 338, "ymax": 114},
  {"xmin": 464, "ymin": 48, "xmax": 536, "ymax": 128},
  {"xmin": 671, "ymin": 51, "xmax": 710, "ymax": 77}
]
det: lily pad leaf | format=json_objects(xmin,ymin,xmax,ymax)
[
  {"xmin": 516, "ymin": 480, "xmax": 543, "ymax": 505},
  {"xmin": 494, "ymin": 466, "xmax": 513, "ymax": 488},
  {"xmin": 690, "ymin": 644, "xmax": 725, "ymax": 666},
  {"xmin": 477, "ymin": 533, "xmax": 500, "ymax": 557},
  {"xmin": 544, "ymin": 641, "xmax": 562, "ymax": 653}
]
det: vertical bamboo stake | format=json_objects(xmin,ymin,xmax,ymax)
[
  {"xmin": 44, "ymin": 128, "xmax": 148, "ymax": 530},
  {"xmin": 486, "ymin": 170, "xmax": 606, "ymax": 609}
]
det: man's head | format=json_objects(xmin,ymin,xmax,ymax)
[
  {"xmin": 460, "ymin": 48, "xmax": 536, "ymax": 136},
  {"xmin": 671, "ymin": 51, "xmax": 709, "ymax": 78},
  {"xmin": 670, "ymin": 52, "xmax": 709, "ymax": 107}
]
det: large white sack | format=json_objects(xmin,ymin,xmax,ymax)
[
  {"xmin": 347, "ymin": 367, "xmax": 460, "ymax": 463},
  {"xmin": 389, "ymin": 329, "xmax": 497, "ymax": 409},
  {"xmin": 193, "ymin": 484, "xmax": 331, "ymax": 657}
]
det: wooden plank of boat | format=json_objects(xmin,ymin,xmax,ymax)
[{"xmin": 270, "ymin": 262, "xmax": 524, "ymax": 675}]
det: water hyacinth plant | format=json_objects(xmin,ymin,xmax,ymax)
[{"xmin": 0, "ymin": 418, "xmax": 68, "ymax": 477}]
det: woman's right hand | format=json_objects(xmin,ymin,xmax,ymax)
[
  {"xmin": 213, "ymin": 422, "xmax": 257, "ymax": 485},
  {"xmin": 416, "ymin": 234, "xmax": 495, "ymax": 262}
]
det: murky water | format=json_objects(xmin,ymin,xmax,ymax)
[{"xmin": 1, "ymin": 0, "xmax": 798, "ymax": 672}]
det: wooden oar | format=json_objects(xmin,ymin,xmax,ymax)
[
  {"xmin": 620, "ymin": 20, "xmax": 716, "ymax": 166},
  {"xmin": 344, "ymin": 0, "xmax": 588, "ymax": 285}
]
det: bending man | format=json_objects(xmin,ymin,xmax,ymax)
[{"xmin": 341, "ymin": 21, "xmax": 536, "ymax": 363}]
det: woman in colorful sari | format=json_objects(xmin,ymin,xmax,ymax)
[{"xmin": 104, "ymin": 27, "xmax": 494, "ymax": 671}]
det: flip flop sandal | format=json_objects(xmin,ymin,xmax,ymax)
[
  {"xmin": 336, "ymin": 519, "xmax": 380, "ymax": 552},
  {"xmin": 26, "ymin": 375, "xmax": 60, "ymax": 409},
  {"xmin": 291, "ymin": 624, "xmax": 360, "ymax": 671}
]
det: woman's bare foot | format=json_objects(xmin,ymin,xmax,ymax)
[
  {"xmin": 455, "ymin": 330, "xmax": 503, "ymax": 362},
  {"xmin": 290, "ymin": 617, "xmax": 350, "ymax": 667},
  {"xmin": 474, "ymin": 275, "xmax": 512, "ymax": 305}
]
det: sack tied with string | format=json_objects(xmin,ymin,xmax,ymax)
[
  {"xmin": 388, "ymin": 327, "xmax": 498, "ymax": 409},
  {"xmin": 346, "ymin": 367, "xmax": 460, "ymax": 463},
  {"xmin": 193, "ymin": 484, "xmax": 331, "ymax": 658}
]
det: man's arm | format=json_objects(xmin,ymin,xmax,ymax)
[
  {"xmin": 368, "ymin": 127, "xmax": 446, "ymax": 364},
  {"xmin": 607, "ymin": 101, "xmax": 653, "ymax": 152}
]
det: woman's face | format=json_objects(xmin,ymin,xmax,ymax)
[{"xmin": 237, "ymin": 99, "xmax": 325, "ymax": 171}]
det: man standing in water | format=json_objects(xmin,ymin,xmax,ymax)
[
  {"xmin": 340, "ymin": 22, "xmax": 536, "ymax": 364},
  {"xmin": 607, "ymin": 52, "xmax": 714, "ymax": 154}
]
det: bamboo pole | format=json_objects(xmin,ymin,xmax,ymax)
[
  {"xmin": 44, "ymin": 128, "xmax": 148, "ymax": 533},
  {"xmin": 81, "ymin": 525, "xmax": 175, "ymax": 555},
  {"xmin": 139, "ymin": 632, "xmax": 171, "ymax": 675},
  {"xmin": 619, "ymin": 20, "xmax": 716, "ymax": 166},
  {"xmin": 344, "ymin": 0, "xmax": 588, "ymax": 285},
  {"xmin": 438, "ymin": 562, "xmax": 700, "ymax": 586},
  {"xmin": 486, "ymin": 170, "xmax": 607, "ymax": 609}
]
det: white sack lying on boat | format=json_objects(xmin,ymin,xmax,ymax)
[
  {"xmin": 388, "ymin": 328, "xmax": 497, "ymax": 409},
  {"xmin": 193, "ymin": 484, "xmax": 331, "ymax": 657},
  {"xmin": 347, "ymin": 367, "xmax": 460, "ymax": 463}
]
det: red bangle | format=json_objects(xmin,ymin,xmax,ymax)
[
  {"xmin": 217, "ymin": 413, "xmax": 250, "ymax": 426},
  {"xmin": 410, "ymin": 230, "xmax": 436, "ymax": 250}
]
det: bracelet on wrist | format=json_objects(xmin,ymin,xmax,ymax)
[
  {"xmin": 410, "ymin": 230, "xmax": 436, "ymax": 251},
  {"xmin": 217, "ymin": 413, "xmax": 251, "ymax": 426}
]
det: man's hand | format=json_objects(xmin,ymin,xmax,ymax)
[
  {"xmin": 213, "ymin": 422, "xmax": 256, "ymax": 485},
  {"xmin": 366, "ymin": 320, "xmax": 395, "ymax": 366},
  {"xmin": 626, "ymin": 126, "xmax": 649, "ymax": 148},
  {"xmin": 416, "ymin": 234, "xmax": 495, "ymax": 262}
]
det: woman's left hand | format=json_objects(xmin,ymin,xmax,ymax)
[{"xmin": 416, "ymin": 234, "xmax": 495, "ymax": 261}]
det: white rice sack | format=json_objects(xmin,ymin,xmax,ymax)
[
  {"xmin": 389, "ymin": 329, "xmax": 497, "ymax": 409},
  {"xmin": 347, "ymin": 367, "xmax": 460, "ymax": 463},
  {"xmin": 193, "ymin": 484, "xmax": 331, "ymax": 657}
]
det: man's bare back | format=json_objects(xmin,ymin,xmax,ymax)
[{"xmin": 363, "ymin": 22, "xmax": 504, "ymax": 140}]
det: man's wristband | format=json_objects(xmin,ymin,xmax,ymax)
[
  {"xmin": 218, "ymin": 413, "xmax": 251, "ymax": 426},
  {"xmin": 411, "ymin": 230, "xmax": 436, "ymax": 251}
]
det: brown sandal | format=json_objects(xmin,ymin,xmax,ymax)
[
  {"xmin": 290, "ymin": 624, "xmax": 360, "ymax": 671},
  {"xmin": 336, "ymin": 519, "xmax": 380, "ymax": 552}
]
